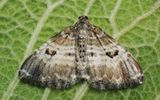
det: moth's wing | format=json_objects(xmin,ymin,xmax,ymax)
[
  {"xmin": 86, "ymin": 27, "xmax": 143, "ymax": 90},
  {"xmin": 19, "ymin": 27, "xmax": 77, "ymax": 89}
]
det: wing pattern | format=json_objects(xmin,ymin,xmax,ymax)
[
  {"xmin": 19, "ymin": 16, "xmax": 143, "ymax": 90},
  {"xmin": 19, "ymin": 27, "xmax": 78, "ymax": 89},
  {"xmin": 86, "ymin": 27, "xmax": 143, "ymax": 90}
]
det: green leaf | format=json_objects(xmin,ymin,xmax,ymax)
[{"xmin": 0, "ymin": 0, "xmax": 160, "ymax": 100}]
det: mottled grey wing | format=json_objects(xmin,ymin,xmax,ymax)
[
  {"xmin": 19, "ymin": 27, "xmax": 78, "ymax": 89},
  {"xmin": 86, "ymin": 27, "xmax": 143, "ymax": 90}
]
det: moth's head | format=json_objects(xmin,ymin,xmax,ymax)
[
  {"xmin": 74, "ymin": 16, "xmax": 91, "ymax": 29},
  {"xmin": 78, "ymin": 16, "xmax": 88, "ymax": 21}
]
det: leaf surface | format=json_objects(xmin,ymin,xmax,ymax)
[{"xmin": 0, "ymin": 0, "xmax": 160, "ymax": 100}]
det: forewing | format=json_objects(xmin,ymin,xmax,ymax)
[
  {"xmin": 19, "ymin": 27, "xmax": 77, "ymax": 89},
  {"xmin": 86, "ymin": 27, "xmax": 143, "ymax": 90}
]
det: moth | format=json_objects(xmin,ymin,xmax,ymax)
[{"xmin": 19, "ymin": 16, "xmax": 143, "ymax": 90}]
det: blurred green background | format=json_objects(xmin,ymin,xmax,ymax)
[{"xmin": 0, "ymin": 0, "xmax": 160, "ymax": 100}]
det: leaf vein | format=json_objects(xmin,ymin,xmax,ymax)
[
  {"xmin": 83, "ymin": 0, "xmax": 96, "ymax": 15},
  {"xmin": 0, "ymin": 0, "xmax": 8, "ymax": 9},
  {"xmin": 109, "ymin": 0, "xmax": 122, "ymax": 34},
  {"xmin": 114, "ymin": 0, "xmax": 160, "ymax": 39}
]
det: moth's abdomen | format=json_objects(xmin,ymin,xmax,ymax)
[
  {"xmin": 78, "ymin": 38, "xmax": 87, "ymax": 62},
  {"xmin": 75, "ymin": 29, "xmax": 90, "ymax": 79}
]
